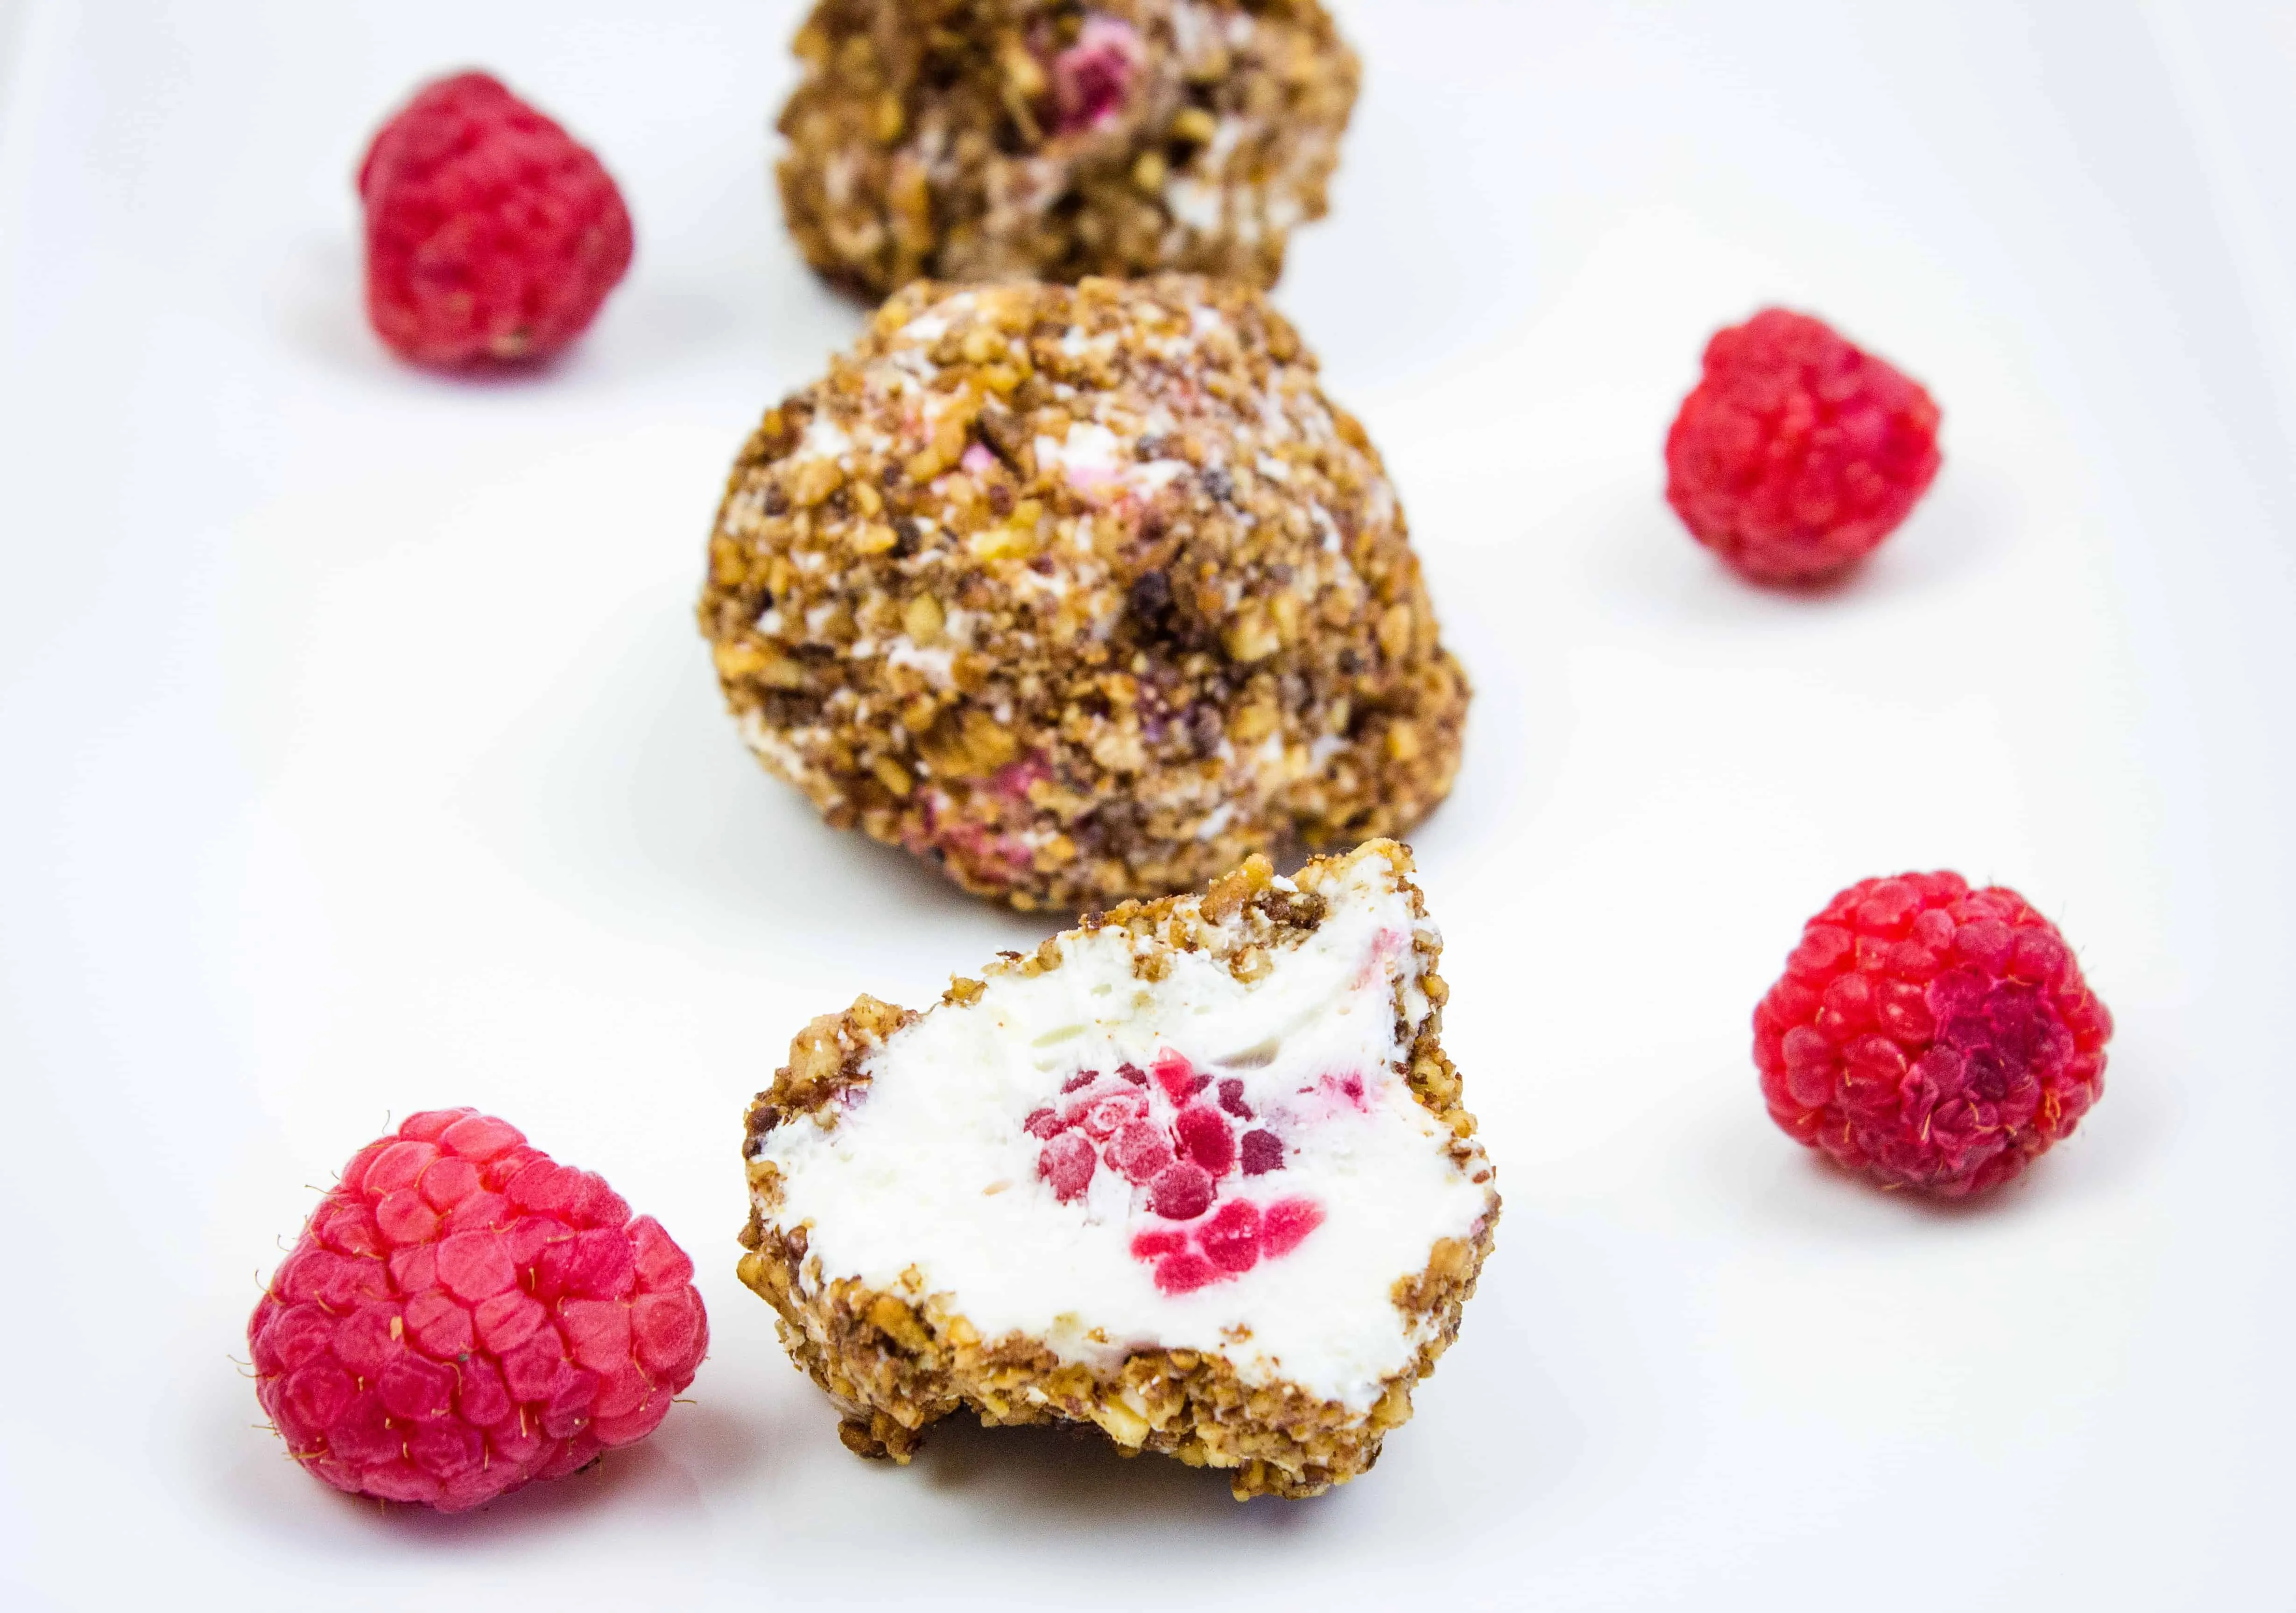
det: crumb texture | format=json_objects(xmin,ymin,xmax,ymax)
[
  {"xmin": 739, "ymin": 842, "xmax": 1499, "ymax": 1498},
  {"xmin": 776, "ymin": 0, "xmax": 1359, "ymax": 297},
  {"xmin": 699, "ymin": 275, "xmax": 1469, "ymax": 910}
]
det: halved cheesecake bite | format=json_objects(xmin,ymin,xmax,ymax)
[{"xmin": 737, "ymin": 840, "xmax": 1498, "ymax": 1498}]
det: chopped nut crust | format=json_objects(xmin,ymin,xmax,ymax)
[
  {"xmin": 699, "ymin": 276, "xmax": 1470, "ymax": 911},
  {"xmin": 738, "ymin": 842, "xmax": 1499, "ymax": 1498},
  {"xmin": 777, "ymin": 0, "xmax": 1359, "ymax": 297}
]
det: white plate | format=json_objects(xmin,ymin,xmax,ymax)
[{"xmin": 4, "ymin": 2, "xmax": 2293, "ymax": 1608}]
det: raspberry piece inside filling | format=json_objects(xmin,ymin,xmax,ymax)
[
  {"xmin": 1197, "ymin": 1200, "xmax": 1263, "ymax": 1274},
  {"xmin": 1029, "ymin": 1053, "xmax": 1325, "ymax": 1289},
  {"xmin": 1129, "ymin": 1229, "xmax": 1188, "ymax": 1261},
  {"xmin": 1107, "ymin": 1118, "xmax": 1176, "ymax": 1184},
  {"xmin": 1148, "ymin": 1160, "xmax": 1214, "ymax": 1221},
  {"xmin": 1238, "ymin": 1129, "xmax": 1284, "ymax": 1175},
  {"xmin": 1038, "ymin": 1130, "xmax": 1097, "ymax": 1201},
  {"xmin": 1152, "ymin": 1250, "xmax": 1220, "ymax": 1295},
  {"xmin": 1050, "ymin": 16, "xmax": 1141, "ymax": 136},
  {"xmin": 1175, "ymin": 1104, "xmax": 1237, "ymax": 1176},
  {"xmin": 1261, "ymin": 1197, "xmax": 1324, "ymax": 1257}
]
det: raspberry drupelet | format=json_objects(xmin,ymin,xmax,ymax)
[
  {"xmin": 248, "ymin": 1110, "xmax": 708, "ymax": 1511},
  {"xmin": 1754, "ymin": 873, "xmax": 2113, "ymax": 1197},
  {"xmin": 1665, "ymin": 308, "xmax": 1943, "ymax": 584},
  {"xmin": 358, "ymin": 72, "xmax": 633, "ymax": 368}
]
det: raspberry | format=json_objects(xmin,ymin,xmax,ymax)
[
  {"xmin": 357, "ymin": 72, "xmax": 632, "ymax": 368},
  {"xmin": 248, "ymin": 1109, "xmax": 707, "ymax": 1512},
  {"xmin": 1050, "ymin": 16, "xmax": 1142, "ymax": 135},
  {"xmin": 1238, "ymin": 1129, "xmax": 1285, "ymax": 1176},
  {"xmin": 1197, "ymin": 1200, "xmax": 1263, "ymax": 1274},
  {"xmin": 1664, "ymin": 308, "xmax": 1942, "ymax": 584},
  {"xmin": 1075, "ymin": 1088, "xmax": 1146, "ymax": 1141},
  {"xmin": 1174, "ymin": 1104, "xmax": 1237, "ymax": 1176},
  {"xmin": 1261, "ymin": 1198, "xmax": 1324, "ymax": 1257},
  {"xmin": 1128, "ymin": 1229, "xmax": 1189, "ymax": 1261},
  {"xmin": 1106, "ymin": 1118, "xmax": 1176, "ymax": 1185},
  {"xmin": 1754, "ymin": 872, "xmax": 2113, "ymax": 1196},
  {"xmin": 1150, "ymin": 1049, "xmax": 1209, "ymax": 1104},
  {"xmin": 1148, "ymin": 1160, "xmax": 1214, "ymax": 1221},
  {"xmin": 1215, "ymin": 1078, "xmax": 1254, "ymax": 1119},
  {"xmin": 1150, "ymin": 1250, "xmax": 1220, "ymax": 1296},
  {"xmin": 1037, "ymin": 1129, "xmax": 1097, "ymax": 1201}
]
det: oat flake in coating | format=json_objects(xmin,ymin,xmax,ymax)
[
  {"xmin": 776, "ymin": 0, "xmax": 1359, "ymax": 298},
  {"xmin": 697, "ymin": 275, "xmax": 1469, "ymax": 911}
]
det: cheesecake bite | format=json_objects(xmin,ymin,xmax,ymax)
[
  {"xmin": 736, "ymin": 841, "xmax": 1499, "ymax": 1498},
  {"xmin": 776, "ymin": 0, "xmax": 1359, "ymax": 297},
  {"xmin": 698, "ymin": 274, "xmax": 1469, "ymax": 911}
]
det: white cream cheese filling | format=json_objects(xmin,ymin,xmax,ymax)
[{"xmin": 759, "ymin": 856, "xmax": 1488, "ymax": 1410}]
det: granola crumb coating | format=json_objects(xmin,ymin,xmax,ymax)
[
  {"xmin": 776, "ymin": 0, "xmax": 1359, "ymax": 298},
  {"xmin": 698, "ymin": 275, "xmax": 1469, "ymax": 911},
  {"xmin": 737, "ymin": 842, "xmax": 1500, "ymax": 1499}
]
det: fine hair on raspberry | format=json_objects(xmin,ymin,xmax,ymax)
[
  {"xmin": 248, "ymin": 1109, "xmax": 708, "ymax": 1511},
  {"xmin": 1753, "ymin": 872, "xmax": 2112, "ymax": 1197},
  {"xmin": 357, "ymin": 71, "xmax": 633, "ymax": 368},
  {"xmin": 1665, "ymin": 307, "xmax": 1943, "ymax": 584}
]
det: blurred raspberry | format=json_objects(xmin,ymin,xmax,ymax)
[
  {"xmin": 1754, "ymin": 873, "xmax": 2113, "ymax": 1196},
  {"xmin": 248, "ymin": 1109, "xmax": 707, "ymax": 1511},
  {"xmin": 357, "ymin": 71, "xmax": 632, "ymax": 367},
  {"xmin": 1050, "ymin": 16, "xmax": 1143, "ymax": 134},
  {"xmin": 1665, "ymin": 308, "xmax": 1942, "ymax": 583}
]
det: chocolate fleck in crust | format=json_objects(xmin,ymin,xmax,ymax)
[
  {"xmin": 737, "ymin": 842, "xmax": 1499, "ymax": 1499},
  {"xmin": 698, "ymin": 275, "xmax": 1470, "ymax": 912},
  {"xmin": 775, "ymin": 0, "xmax": 1359, "ymax": 299}
]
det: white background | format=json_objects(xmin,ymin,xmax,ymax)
[{"xmin": 3, "ymin": 2, "xmax": 2294, "ymax": 1608}]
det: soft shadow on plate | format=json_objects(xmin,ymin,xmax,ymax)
[
  {"xmin": 451, "ymin": 575, "xmax": 1045, "ymax": 963},
  {"xmin": 207, "ymin": 1378, "xmax": 698, "ymax": 1553},
  {"xmin": 1675, "ymin": 1040, "xmax": 2170, "ymax": 1242},
  {"xmin": 1402, "ymin": 570, "xmax": 1572, "ymax": 885},
  {"xmin": 1584, "ymin": 464, "xmax": 2017, "ymax": 629},
  {"xmin": 889, "ymin": 1252, "xmax": 1584, "ymax": 1544},
  {"xmin": 908, "ymin": 1413, "xmax": 1412, "ymax": 1542},
  {"xmin": 268, "ymin": 232, "xmax": 773, "ymax": 390}
]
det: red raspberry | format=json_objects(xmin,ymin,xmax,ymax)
[
  {"xmin": 1196, "ymin": 1200, "xmax": 1264, "ymax": 1275},
  {"xmin": 1238, "ymin": 1129, "xmax": 1285, "ymax": 1176},
  {"xmin": 1129, "ymin": 1229, "xmax": 1189, "ymax": 1261},
  {"xmin": 1038, "ymin": 1129, "xmax": 1098, "ymax": 1200},
  {"xmin": 1050, "ymin": 16, "xmax": 1143, "ymax": 135},
  {"xmin": 357, "ymin": 72, "xmax": 632, "ymax": 368},
  {"xmin": 247, "ymin": 1109, "xmax": 707, "ymax": 1512},
  {"xmin": 1106, "ymin": 1118, "xmax": 1176, "ymax": 1185},
  {"xmin": 1151, "ymin": 1049, "xmax": 1209, "ymax": 1104},
  {"xmin": 1148, "ymin": 1160, "xmax": 1214, "ymax": 1221},
  {"xmin": 1665, "ymin": 309, "xmax": 1942, "ymax": 584},
  {"xmin": 1074, "ymin": 1088, "xmax": 1145, "ymax": 1141},
  {"xmin": 1754, "ymin": 873, "xmax": 2113, "ymax": 1196},
  {"xmin": 1150, "ymin": 1250, "xmax": 1220, "ymax": 1296},
  {"xmin": 1174, "ymin": 1104, "xmax": 1237, "ymax": 1176},
  {"xmin": 1260, "ymin": 1198, "xmax": 1324, "ymax": 1257}
]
